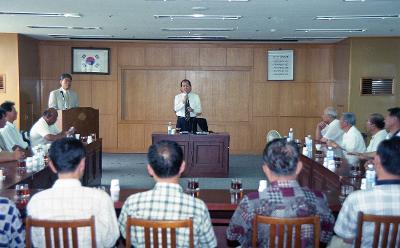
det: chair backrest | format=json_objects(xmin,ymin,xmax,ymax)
[
  {"xmin": 25, "ymin": 216, "xmax": 96, "ymax": 248},
  {"xmin": 266, "ymin": 130, "xmax": 282, "ymax": 143},
  {"xmin": 355, "ymin": 212, "xmax": 400, "ymax": 248},
  {"xmin": 125, "ymin": 217, "xmax": 194, "ymax": 248},
  {"xmin": 252, "ymin": 215, "xmax": 320, "ymax": 248}
]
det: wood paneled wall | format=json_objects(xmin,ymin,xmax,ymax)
[{"xmin": 38, "ymin": 41, "xmax": 336, "ymax": 154}]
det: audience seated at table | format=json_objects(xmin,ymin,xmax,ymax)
[
  {"xmin": 118, "ymin": 140, "xmax": 217, "ymax": 247},
  {"xmin": 385, "ymin": 107, "xmax": 400, "ymax": 139},
  {"xmin": 26, "ymin": 138, "xmax": 119, "ymax": 247},
  {"xmin": 0, "ymin": 108, "xmax": 25, "ymax": 162},
  {"xmin": 0, "ymin": 101, "xmax": 29, "ymax": 152},
  {"xmin": 29, "ymin": 108, "xmax": 74, "ymax": 147},
  {"xmin": 330, "ymin": 137, "xmax": 400, "ymax": 247},
  {"xmin": 0, "ymin": 196, "xmax": 25, "ymax": 247},
  {"xmin": 226, "ymin": 138, "xmax": 335, "ymax": 247},
  {"xmin": 316, "ymin": 106, "xmax": 344, "ymax": 144}
]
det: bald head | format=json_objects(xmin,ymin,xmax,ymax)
[{"xmin": 43, "ymin": 108, "xmax": 58, "ymax": 125}]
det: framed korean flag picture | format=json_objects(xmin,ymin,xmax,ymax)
[
  {"xmin": 267, "ymin": 50, "xmax": 294, "ymax": 81},
  {"xmin": 72, "ymin": 47, "xmax": 110, "ymax": 75}
]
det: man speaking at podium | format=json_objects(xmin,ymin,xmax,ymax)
[
  {"xmin": 174, "ymin": 79, "xmax": 202, "ymax": 133},
  {"xmin": 48, "ymin": 73, "xmax": 79, "ymax": 110}
]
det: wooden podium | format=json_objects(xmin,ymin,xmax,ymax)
[{"xmin": 56, "ymin": 107, "xmax": 99, "ymax": 137}]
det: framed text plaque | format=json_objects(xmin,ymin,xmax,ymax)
[
  {"xmin": 72, "ymin": 47, "xmax": 110, "ymax": 75},
  {"xmin": 267, "ymin": 50, "xmax": 294, "ymax": 81}
]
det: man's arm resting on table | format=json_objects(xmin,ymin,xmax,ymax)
[
  {"xmin": 43, "ymin": 132, "xmax": 66, "ymax": 142},
  {"xmin": 0, "ymin": 150, "xmax": 24, "ymax": 162}
]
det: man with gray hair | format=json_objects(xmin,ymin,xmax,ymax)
[
  {"xmin": 227, "ymin": 139, "xmax": 335, "ymax": 247},
  {"xmin": 328, "ymin": 112, "xmax": 366, "ymax": 157},
  {"xmin": 316, "ymin": 106, "xmax": 343, "ymax": 144}
]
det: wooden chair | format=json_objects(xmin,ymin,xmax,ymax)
[
  {"xmin": 125, "ymin": 217, "xmax": 194, "ymax": 248},
  {"xmin": 355, "ymin": 212, "xmax": 400, "ymax": 248},
  {"xmin": 25, "ymin": 216, "xmax": 96, "ymax": 248},
  {"xmin": 252, "ymin": 215, "xmax": 320, "ymax": 248}
]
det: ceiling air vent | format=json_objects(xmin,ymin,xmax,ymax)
[{"xmin": 360, "ymin": 78, "xmax": 394, "ymax": 95}]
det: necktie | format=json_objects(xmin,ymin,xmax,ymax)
[{"xmin": 185, "ymin": 96, "xmax": 190, "ymax": 121}]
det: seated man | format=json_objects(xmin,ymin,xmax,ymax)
[
  {"xmin": 226, "ymin": 139, "xmax": 334, "ymax": 247},
  {"xmin": 332, "ymin": 137, "xmax": 400, "ymax": 247},
  {"xmin": 315, "ymin": 106, "xmax": 344, "ymax": 144},
  {"xmin": 118, "ymin": 140, "xmax": 217, "ymax": 247},
  {"xmin": 0, "ymin": 108, "xmax": 25, "ymax": 162},
  {"xmin": 27, "ymin": 138, "xmax": 119, "ymax": 247},
  {"xmin": 29, "ymin": 108, "xmax": 74, "ymax": 147},
  {"xmin": 0, "ymin": 101, "xmax": 29, "ymax": 151},
  {"xmin": 384, "ymin": 107, "xmax": 400, "ymax": 139},
  {"xmin": 0, "ymin": 196, "xmax": 25, "ymax": 247}
]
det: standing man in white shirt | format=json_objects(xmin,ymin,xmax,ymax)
[
  {"xmin": 174, "ymin": 79, "xmax": 202, "ymax": 133},
  {"xmin": 48, "ymin": 73, "xmax": 79, "ymax": 110},
  {"xmin": 27, "ymin": 138, "xmax": 119, "ymax": 247},
  {"xmin": 384, "ymin": 107, "xmax": 400, "ymax": 139},
  {"xmin": 315, "ymin": 107, "xmax": 344, "ymax": 144},
  {"xmin": 0, "ymin": 101, "xmax": 29, "ymax": 151},
  {"xmin": 29, "ymin": 108, "xmax": 74, "ymax": 147}
]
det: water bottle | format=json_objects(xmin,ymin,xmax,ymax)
[
  {"xmin": 167, "ymin": 122, "xmax": 172, "ymax": 134},
  {"xmin": 327, "ymin": 146, "xmax": 334, "ymax": 167},
  {"xmin": 288, "ymin": 128, "xmax": 294, "ymax": 141},
  {"xmin": 365, "ymin": 163, "xmax": 376, "ymax": 190},
  {"xmin": 305, "ymin": 135, "xmax": 313, "ymax": 158}
]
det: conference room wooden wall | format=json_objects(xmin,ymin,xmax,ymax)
[{"xmin": 38, "ymin": 41, "xmax": 337, "ymax": 154}]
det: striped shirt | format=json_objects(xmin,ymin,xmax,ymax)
[
  {"xmin": 334, "ymin": 181, "xmax": 400, "ymax": 247},
  {"xmin": 118, "ymin": 182, "xmax": 217, "ymax": 248},
  {"xmin": 227, "ymin": 180, "xmax": 335, "ymax": 247},
  {"xmin": 0, "ymin": 197, "xmax": 25, "ymax": 247}
]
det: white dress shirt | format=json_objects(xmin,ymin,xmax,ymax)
[
  {"xmin": 366, "ymin": 129, "xmax": 388, "ymax": 152},
  {"xmin": 386, "ymin": 129, "xmax": 400, "ymax": 140},
  {"xmin": 0, "ymin": 122, "xmax": 29, "ymax": 151},
  {"xmin": 342, "ymin": 126, "xmax": 366, "ymax": 153},
  {"xmin": 48, "ymin": 87, "xmax": 79, "ymax": 110},
  {"xmin": 321, "ymin": 119, "xmax": 344, "ymax": 144},
  {"xmin": 174, "ymin": 92, "xmax": 202, "ymax": 118},
  {"xmin": 29, "ymin": 117, "xmax": 61, "ymax": 147},
  {"xmin": 27, "ymin": 179, "xmax": 119, "ymax": 248}
]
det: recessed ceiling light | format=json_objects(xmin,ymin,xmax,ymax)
[
  {"xmin": 191, "ymin": 0, "xmax": 249, "ymax": 2},
  {"xmin": 154, "ymin": 14, "xmax": 242, "ymax": 20},
  {"xmin": 48, "ymin": 34, "xmax": 114, "ymax": 38},
  {"xmin": 0, "ymin": 11, "xmax": 81, "ymax": 18},
  {"xmin": 28, "ymin": 25, "xmax": 101, "ymax": 30},
  {"xmin": 167, "ymin": 35, "xmax": 228, "ymax": 39},
  {"xmin": 162, "ymin": 27, "xmax": 236, "ymax": 31},
  {"xmin": 296, "ymin": 28, "xmax": 366, "ymax": 33},
  {"xmin": 283, "ymin": 37, "xmax": 347, "ymax": 40},
  {"xmin": 192, "ymin": 6, "xmax": 209, "ymax": 11},
  {"xmin": 315, "ymin": 15, "xmax": 400, "ymax": 20},
  {"xmin": 343, "ymin": 0, "xmax": 365, "ymax": 2}
]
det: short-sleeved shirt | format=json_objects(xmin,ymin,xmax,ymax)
[
  {"xmin": 0, "ymin": 121, "xmax": 29, "ymax": 151},
  {"xmin": 366, "ymin": 129, "xmax": 387, "ymax": 152},
  {"xmin": 174, "ymin": 92, "xmax": 202, "ymax": 118},
  {"xmin": 334, "ymin": 181, "xmax": 400, "ymax": 247},
  {"xmin": 118, "ymin": 182, "xmax": 216, "ymax": 248},
  {"xmin": 29, "ymin": 117, "xmax": 60, "ymax": 147},
  {"xmin": 226, "ymin": 180, "xmax": 335, "ymax": 247},
  {"xmin": 321, "ymin": 119, "xmax": 344, "ymax": 144},
  {"xmin": 0, "ymin": 197, "xmax": 25, "ymax": 247}
]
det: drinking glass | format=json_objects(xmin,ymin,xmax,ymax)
[
  {"xmin": 230, "ymin": 178, "xmax": 243, "ymax": 203},
  {"xmin": 187, "ymin": 178, "xmax": 200, "ymax": 198}
]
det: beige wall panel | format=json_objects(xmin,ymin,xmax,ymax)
[
  {"xmin": 224, "ymin": 124, "xmax": 252, "ymax": 153},
  {"xmin": 279, "ymin": 83, "xmax": 307, "ymax": 116},
  {"xmin": 145, "ymin": 47, "xmax": 172, "ymax": 66},
  {"xmin": 118, "ymin": 47, "xmax": 145, "ymax": 66},
  {"xmin": 308, "ymin": 47, "xmax": 333, "ymax": 82},
  {"xmin": 293, "ymin": 47, "xmax": 308, "ymax": 83},
  {"xmin": 73, "ymin": 81, "xmax": 92, "ymax": 108},
  {"xmin": 100, "ymin": 114, "xmax": 117, "ymax": 149},
  {"xmin": 252, "ymin": 117, "xmax": 280, "ymax": 153},
  {"xmin": 121, "ymin": 70, "xmax": 147, "ymax": 120},
  {"xmin": 199, "ymin": 48, "xmax": 226, "ymax": 66},
  {"xmin": 277, "ymin": 117, "xmax": 306, "ymax": 140},
  {"xmin": 253, "ymin": 48, "xmax": 266, "ymax": 83},
  {"xmin": 227, "ymin": 48, "xmax": 253, "ymax": 67},
  {"xmin": 305, "ymin": 83, "xmax": 334, "ymax": 117},
  {"xmin": 172, "ymin": 47, "xmax": 199, "ymax": 66},
  {"xmin": 333, "ymin": 40, "xmax": 350, "ymax": 113},
  {"xmin": 39, "ymin": 45, "xmax": 67, "ymax": 80},
  {"xmin": 40, "ymin": 80, "xmax": 59, "ymax": 111},
  {"xmin": 92, "ymin": 81, "xmax": 117, "ymax": 114},
  {"xmin": 304, "ymin": 117, "xmax": 321, "ymax": 139},
  {"xmin": 253, "ymin": 83, "xmax": 280, "ymax": 116},
  {"xmin": 117, "ymin": 123, "xmax": 145, "ymax": 151}
]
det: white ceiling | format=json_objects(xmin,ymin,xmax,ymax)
[{"xmin": 0, "ymin": 0, "xmax": 400, "ymax": 43}]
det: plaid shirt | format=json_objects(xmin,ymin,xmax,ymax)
[
  {"xmin": 118, "ymin": 182, "xmax": 217, "ymax": 248},
  {"xmin": 226, "ymin": 180, "xmax": 335, "ymax": 247},
  {"xmin": 0, "ymin": 197, "xmax": 25, "ymax": 247},
  {"xmin": 334, "ymin": 180, "xmax": 400, "ymax": 247}
]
